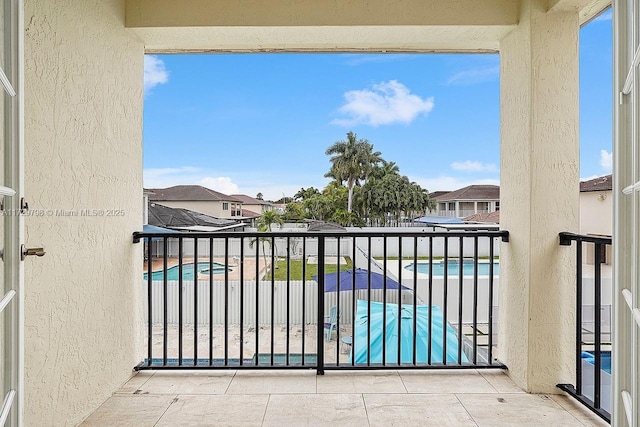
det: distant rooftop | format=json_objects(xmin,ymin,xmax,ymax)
[
  {"xmin": 428, "ymin": 190, "xmax": 450, "ymax": 199},
  {"xmin": 580, "ymin": 174, "xmax": 612, "ymax": 192},
  {"xmin": 463, "ymin": 211, "xmax": 500, "ymax": 224},
  {"xmin": 148, "ymin": 202, "xmax": 244, "ymax": 230},
  {"xmin": 147, "ymin": 185, "xmax": 241, "ymax": 202},
  {"xmin": 231, "ymin": 194, "xmax": 272, "ymax": 205},
  {"xmin": 433, "ymin": 185, "xmax": 500, "ymax": 201}
]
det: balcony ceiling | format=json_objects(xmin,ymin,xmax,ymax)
[{"xmin": 126, "ymin": 0, "xmax": 610, "ymax": 53}]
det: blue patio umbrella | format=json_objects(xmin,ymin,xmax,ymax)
[
  {"xmin": 312, "ymin": 268, "xmax": 411, "ymax": 292},
  {"xmin": 351, "ymin": 299, "xmax": 467, "ymax": 364}
]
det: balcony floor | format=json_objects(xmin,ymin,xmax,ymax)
[{"xmin": 80, "ymin": 369, "xmax": 608, "ymax": 426}]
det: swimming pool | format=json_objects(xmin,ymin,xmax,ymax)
[
  {"xmin": 404, "ymin": 260, "xmax": 500, "ymax": 277},
  {"xmin": 143, "ymin": 262, "xmax": 229, "ymax": 281},
  {"xmin": 582, "ymin": 351, "xmax": 612, "ymax": 374}
]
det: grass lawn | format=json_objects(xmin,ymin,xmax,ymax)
[{"xmin": 271, "ymin": 257, "xmax": 353, "ymax": 281}]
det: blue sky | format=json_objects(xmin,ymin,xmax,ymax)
[{"xmin": 143, "ymin": 10, "xmax": 612, "ymax": 201}]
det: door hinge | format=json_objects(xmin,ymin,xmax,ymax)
[{"xmin": 19, "ymin": 198, "xmax": 28, "ymax": 213}]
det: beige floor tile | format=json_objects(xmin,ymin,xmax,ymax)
[
  {"xmin": 549, "ymin": 394, "xmax": 610, "ymax": 427},
  {"xmin": 317, "ymin": 371, "xmax": 406, "ymax": 394},
  {"xmin": 457, "ymin": 393, "xmax": 584, "ymax": 426},
  {"xmin": 365, "ymin": 393, "xmax": 477, "ymax": 426},
  {"xmin": 478, "ymin": 370, "xmax": 525, "ymax": 393},
  {"xmin": 263, "ymin": 394, "xmax": 368, "ymax": 426},
  {"xmin": 155, "ymin": 394, "xmax": 269, "ymax": 426},
  {"xmin": 80, "ymin": 394, "xmax": 176, "ymax": 427},
  {"xmin": 138, "ymin": 370, "xmax": 236, "ymax": 395},
  {"xmin": 116, "ymin": 371, "xmax": 156, "ymax": 394},
  {"xmin": 227, "ymin": 369, "xmax": 317, "ymax": 394},
  {"xmin": 400, "ymin": 369, "xmax": 497, "ymax": 393}
]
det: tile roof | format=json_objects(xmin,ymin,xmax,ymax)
[
  {"xmin": 147, "ymin": 185, "xmax": 241, "ymax": 202},
  {"xmin": 463, "ymin": 211, "xmax": 500, "ymax": 224},
  {"xmin": 579, "ymin": 174, "xmax": 612, "ymax": 192},
  {"xmin": 428, "ymin": 191, "xmax": 450, "ymax": 199},
  {"xmin": 148, "ymin": 202, "xmax": 242, "ymax": 229},
  {"xmin": 241, "ymin": 209, "xmax": 261, "ymax": 218},
  {"xmin": 433, "ymin": 185, "xmax": 500, "ymax": 201},
  {"xmin": 231, "ymin": 194, "xmax": 272, "ymax": 205}
]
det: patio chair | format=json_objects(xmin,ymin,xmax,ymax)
[{"xmin": 324, "ymin": 306, "xmax": 342, "ymax": 342}]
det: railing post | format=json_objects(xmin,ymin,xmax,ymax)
[{"xmin": 317, "ymin": 236, "xmax": 325, "ymax": 375}]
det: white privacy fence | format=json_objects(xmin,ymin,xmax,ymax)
[
  {"xmin": 143, "ymin": 277, "xmax": 499, "ymax": 326},
  {"xmin": 143, "ymin": 280, "xmax": 410, "ymax": 326}
]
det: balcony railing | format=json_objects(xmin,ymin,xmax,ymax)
[
  {"xmin": 133, "ymin": 229, "xmax": 509, "ymax": 374},
  {"xmin": 558, "ymin": 232, "xmax": 612, "ymax": 423}
]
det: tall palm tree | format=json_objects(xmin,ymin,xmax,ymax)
[
  {"xmin": 250, "ymin": 210, "xmax": 284, "ymax": 277},
  {"xmin": 325, "ymin": 131, "xmax": 382, "ymax": 213}
]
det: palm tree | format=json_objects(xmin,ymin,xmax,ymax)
[
  {"xmin": 250, "ymin": 210, "xmax": 283, "ymax": 276},
  {"xmin": 325, "ymin": 131, "xmax": 382, "ymax": 213}
]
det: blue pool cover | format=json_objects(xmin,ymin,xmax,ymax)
[{"xmin": 352, "ymin": 300, "xmax": 468, "ymax": 364}]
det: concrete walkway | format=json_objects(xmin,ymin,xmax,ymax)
[{"xmin": 81, "ymin": 369, "xmax": 608, "ymax": 426}]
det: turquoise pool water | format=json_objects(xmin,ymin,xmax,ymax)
[
  {"xmin": 582, "ymin": 351, "xmax": 612, "ymax": 374},
  {"xmin": 143, "ymin": 262, "xmax": 228, "ymax": 281},
  {"xmin": 405, "ymin": 260, "xmax": 500, "ymax": 277}
]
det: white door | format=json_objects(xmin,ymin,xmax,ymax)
[
  {"xmin": 615, "ymin": 1, "xmax": 640, "ymax": 426},
  {"xmin": 0, "ymin": 0, "xmax": 23, "ymax": 426}
]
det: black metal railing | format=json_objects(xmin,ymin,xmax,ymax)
[
  {"xmin": 133, "ymin": 229, "xmax": 508, "ymax": 374},
  {"xmin": 558, "ymin": 232, "xmax": 612, "ymax": 423}
]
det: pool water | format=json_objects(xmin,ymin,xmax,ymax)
[
  {"xmin": 143, "ymin": 262, "xmax": 228, "ymax": 281},
  {"xmin": 582, "ymin": 351, "xmax": 612, "ymax": 374},
  {"xmin": 405, "ymin": 260, "xmax": 500, "ymax": 277}
]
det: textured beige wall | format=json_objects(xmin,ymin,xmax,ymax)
[
  {"xmin": 125, "ymin": 0, "xmax": 518, "ymax": 52},
  {"xmin": 499, "ymin": 0, "xmax": 579, "ymax": 393},
  {"xmin": 24, "ymin": 0, "xmax": 144, "ymax": 425},
  {"xmin": 579, "ymin": 191, "xmax": 613, "ymax": 236},
  {"xmin": 156, "ymin": 200, "xmax": 230, "ymax": 219}
]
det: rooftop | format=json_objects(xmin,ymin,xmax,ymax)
[
  {"xmin": 148, "ymin": 202, "xmax": 243, "ymax": 230},
  {"xmin": 433, "ymin": 185, "xmax": 500, "ymax": 202},
  {"xmin": 463, "ymin": 211, "xmax": 501, "ymax": 224},
  {"xmin": 231, "ymin": 194, "xmax": 273, "ymax": 205},
  {"xmin": 580, "ymin": 174, "xmax": 613, "ymax": 192},
  {"xmin": 81, "ymin": 369, "xmax": 607, "ymax": 426},
  {"xmin": 147, "ymin": 185, "xmax": 242, "ymax": 202}
]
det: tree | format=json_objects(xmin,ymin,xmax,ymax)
[
  {"xmin": 293, "ymin": 187, "xmax": 320, "ymax": 201},
  {"xmin": 256, "ymin": 192, "xmax": 263, "ymax": 200},
  {"xmin": 250, "ymin": 210, "xmax": 284, "ymax": 276},
  {"xmin": 325, "ymin": 131, "xmax": 382, "ymax": 213}
]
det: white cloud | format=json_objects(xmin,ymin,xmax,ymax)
[
  {"xmin": 196, "ymin": 177, "xmax": 239, "ymax": 195},
  {"xmin": 331, "ymin": 80, "xmax": 434, "ymax": 127},
  {"xmin": 600, "ymin": 150, "xmax": 612, "ymax": 172},
  {"xmin": 450, "ymin": 161, "xmax": 498, "ymax": 173},
  {"xmin": 144, "ymin": 55, "xmax": 169, "ymax": 92},
  {"xmin": 446, "ymin": 66, "xmax": 500, "ymax": 86},
  {"xmin": 410, "ymin": 176, "xmax": 500, "ymax": 193}
]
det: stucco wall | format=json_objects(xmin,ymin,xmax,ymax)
[
  {"xmin": 579, "ymin": 191, "xmax": 613, "ymax": 236},
  {"xmin": 24, "ymin": 0, "xmax": 144, "ymax": 425},
  {"xmin": 499, "ymin": 0, "xmax": 579, "ymax": 393},
  {"xmin": 156, "ymin": 200, "xmax": 230, "ymax": 218}
]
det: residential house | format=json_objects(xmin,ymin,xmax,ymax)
[
  {"xmin": 8, "ymin": 1, "xmax": 635, "ymax": 427},
  {"xmin": 431, "ymin": 185, "xmax": 500, "ymax": 218},
  {"xmin": 147, "ymin": 185, "xmax": 243, "ymax": 219},
  {"xmin": 580, "ymin": 174, "xmax": 613, "ymax": 265},
  {"xmin": 231, "ymin": 194, "xmax": 274, "ymax": 215}
]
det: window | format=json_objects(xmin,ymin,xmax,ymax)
[
  {"xmin": 222, "ymin": 202, "xmax": 229, "ymax": 210},
  {"xmin": 495, "ymin": 201, "xmax": 500, "ymax": 211}
]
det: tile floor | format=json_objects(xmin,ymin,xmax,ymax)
[{"xmin": 81, "ymin": 369, "xmax": 609, "ymax": 426}]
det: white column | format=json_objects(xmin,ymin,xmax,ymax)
[
  {"xmin": 499, "ymin": 0, "xmax": 579, "ymax": 393},
  {"xmin": 474, "ymin": 201, "xmax": 478, "ymax": 214},
  {"xmin": 455, "ymin": 201, "xmax": 460, "ymax": 217}
]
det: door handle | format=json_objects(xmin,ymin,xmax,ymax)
[{"xmin": 21, "ymin": 245, "xmax": 45, "ymax": 261}]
